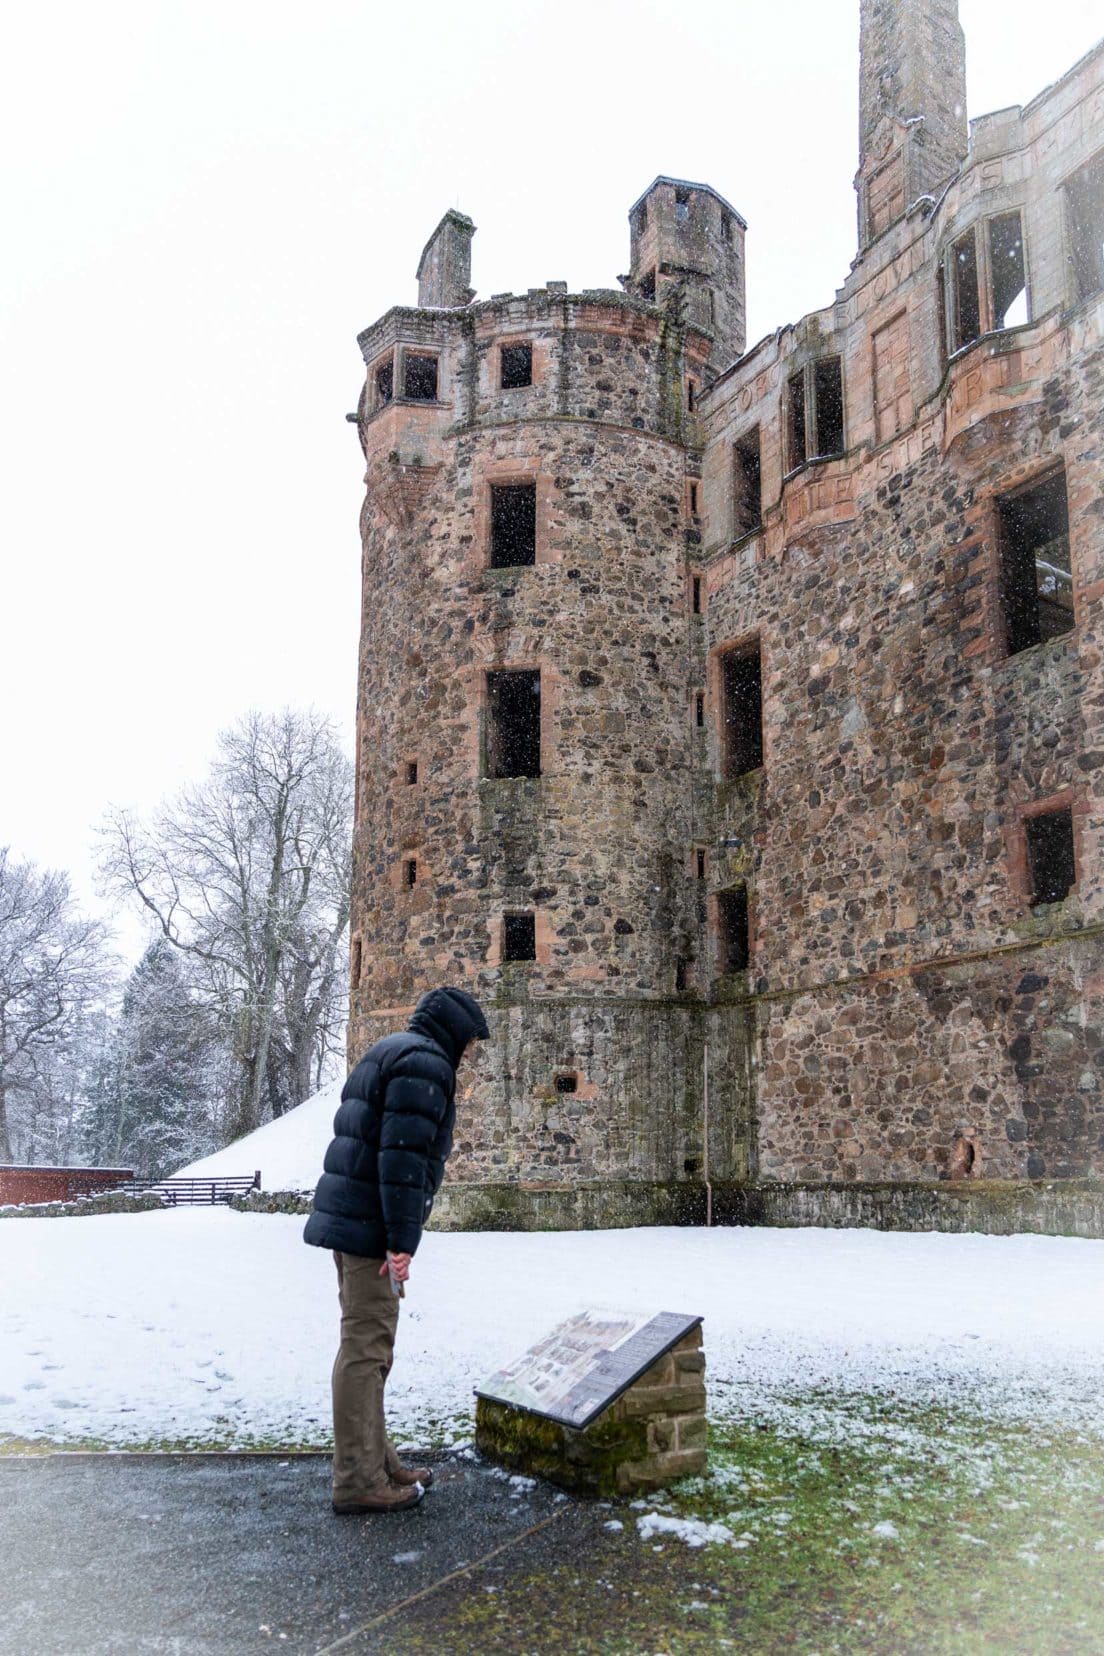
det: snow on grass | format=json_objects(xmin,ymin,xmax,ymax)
[
  {"xmin": 637, "ymin": 1511, "xmax": 736, "ymax": 1548},
  {"xmin": 173, "ymin": 1081, "xmax": 342, "ymax": 1189},
  {"xmin": 2, "ymin": 1213, "xmax": 1104, "ymax": 1449}
]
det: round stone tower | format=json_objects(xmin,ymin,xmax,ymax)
[{"xmin": 349, "ymin": 191, "xmax": 751, "ymax": 1226}]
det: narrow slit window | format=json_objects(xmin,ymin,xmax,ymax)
[
  {"xmin": 554, "ymin": 1072, "xmax": 578, "ymax": 1094},
  {"xmin": 721, "ymin": 211, "xmax": 732, "ymax": 243},
  {"xmin": 989, "ymin": 212, "xmax": 1028, "ymax": 330},
  {"xmin": 692, "ymin": 576, "xmax": 702, "ymax": 614},
  {"xmin": 689, "ymin": 482, "xmax": 699, "ymax": 516},
  {"xmin": 403, "ymin": 354, "xmax": 438, "ymax": 401},
  {"xmin": 501, "ymin": 343, "xmax": 533, "ymax": 389},
  {"xmin": 639, "ymin": 269, "xmax": 657, "ymax": 302},
  {"xmin": 695, "ymin": 692, "xmax": 705, "ymax": 728},
  {"xmin": 375, "ymin": 360, "xmax": 393, "ymax": 406},
  {"xmin": 675, "ymin": 187, "xmax": 690, "ymax": 221},
  {"xmin": 675, "ymin": 958, "xmax": 689, "ymax": 992},
  {"xmin": 406, "ymin": 760, "xmax": 418, "ymax": 785},
  {"xmin": 403, "ymin": 857, "xmax": 418, "ymax": 889},
  {"xmin": 786, "ymin": 371, "xmax": 807, "ymax": 470},
  {"xmin": 490, "ymin": 482, "xmax": 537, "ymax": 567},
  {"xmin": 733, "ymin": 425, "xmax": 762, "ymax": 537},
  {"xmin": 687, "ymin": 379, "xmax": 697, "ymax": 412},
  {"xmin": 696, "ymin": 848, "xmax": 706, "ymax": 880},
  {"xmin": 721, "ymin": 642, "xmax": 763, "ymax": 778},
  {"xmin": 812, "ymin": 357, "xmax": 844, "ymax": 457},
  {"xmin": 350, "ymin": 939, "xmax": 362, "ymax": 990},
  {"xmin": 1025, "ymin": 809, "xmax": 1076, "ymax": 907},
  {"xmin": 717, "ymin": 886, "xmax": 750, "ymax": 973},
  {"xmin": 503, "ymin": 911, "xmax": 536, "ymax": 962},
  {"xmin": 1066, "ymin": 152, "xmax": 1104, "ymax": 303},
  {"xmin": 998, "ymin": 470, "xmax": 1073, "ymax": 655},
  {"xmin": 486, "ymin": 669, "xmax": 541, "ymax": 778},
  {"xmin": 951, "ymin": 230, "xmax": 981, "ymax": 350}
]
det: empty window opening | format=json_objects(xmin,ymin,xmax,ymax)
[
  {"xmin": 500, "ymin": 343, "xmax": 533, "ymax": 389},
  {"xmin": 486, "ymin": 669, "xmax": 542, "ymax": 778},
  {"xmin": 351, "ymin": 938, "xmax": 362, "ymax": 990},
  {"xmin": 687, "ymin": 379, "xmax": 697, "ymax": 412},
  {"xmin": 640, "ymin": 268, "xmax": 657, "ymax": 302},
  {"xmin": 998, "ymin": 470, "xmax": 1073, "ymax": 655},
  {"xmin": 721, "ymin": 642, "xmax": 764, "ymax": 778},
  {"xmin": 675, "ymin": 187, "xmax": 690, "ymax": 221},
  {"xmin": 375, "ymin": 361, "xmax": 393, "ymax": 406},
  {"xmin": 1067, "ymin": 152, "xmax": 1104, "ymax": 303},
  {"xmin": 403, "ymin": 857, "xmax": 418, "ymax": 890},
  {"xmin": 733, "ymin": 425, "xmax": 762, "ymax": 537},
  {"xmin": 717, "ymin": 886, "xmax": 750, "ymax": 973},
  {"xmin": 554, "ymin": 1072, "xmax": 578, "ymax": 1094},
  {"xmin": 675, "ymin": 957, "xmax": 690, "ymax": 992},
  {"xmin": 721, "ymin": 211, "xmax": 732, "ymax": 243},
  {"xmin": 692, "ymin": 576, "xmax": 702, "ymax": 614},
  {"xmin": 503, "ymin": 911, "xmax": 536, "ymax": 962},
  {"xmin": 951, "ymin": 229, "xmax": 981, "ymax": 350},
  {"xmin": 786, "ymin": 371, "xmax": 807, "ymax": 470},
  {"xmin": 950, "ymin": 1133, "xmax": 977, "ymax": 1180},
  {"xmin": 689, "ymin": 482, "xmax": 699, "ymax": 516},
  {"xmin": 403, "ymin": 354, "xmax": 438, "ymax": 401},
  {"xmin": 695, "ymin": 692, "xmax": 705, "ymax": 728},
  {"xmin": 990, "ymin": 212, "xmax": 1028, "ymax": 330},
  {"xmin": 813, "ymin": 358, "xmax": 845, "ymax": 458},
  {"xmin": 1025, "ymin": 808, "xmax": 1076, "ymax": 907},
  {"xmin": 696, "ymin": 848, "xmax": 706, "ymax": 880},
  {"xmin": 406, "ymin": 760, "xmax": 418, "ymax": 785},
  {"xmin": 636, "ymin": 204, "xmax": 647, "ymax": 235},
  {"xmin": 490, "ymin": 482, "xmax": 537, "ymax": 568}
]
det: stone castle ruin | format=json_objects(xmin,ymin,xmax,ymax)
[{"xmin": 348, "ymin": 0, "xmax": 1104, "ymax": 1232}]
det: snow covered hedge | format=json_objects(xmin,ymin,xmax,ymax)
[
  {"xmin": 0, "ymin": 1191, "xmax": 164, "ymax": 1219},
  {"xmin": 228, "ymin": 1190, "xmax": 312, "ymax": 1215}
]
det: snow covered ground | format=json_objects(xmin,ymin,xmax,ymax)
[
  {"xmin": 2, "ymin": 1213, "xmax": 1103, "ymax": 1450},
  {"xmin": 174, "ymin": 1080, "xmax": 342, "ymax": 1189}
]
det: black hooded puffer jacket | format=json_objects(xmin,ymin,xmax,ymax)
[{"xmin": 303, "ymin": 987, "xmax": 489, "ymax": 1259}]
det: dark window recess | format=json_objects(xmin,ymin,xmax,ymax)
[
  {"xmin": 999, "ymin": 470, "xmax": 1074, "ymax": 655},
  {"xmin": 1025, "ymin": 809, "xmax": 1076, "ymax": 906},
  {"xmin": 375, "ymin": 361, "xmax": 393, "ymax": 405},
  {"xmin": 675, "ymin": 957, "xmax": 690, "ymax": 992},
  {"xmin": 717, "ymin": 886, "xmax": 750, "ymax": 973},
  {"xmin": 636, "ymin": 204, "xmax": 648, "ymax": 235},
  {"xmin": 936, "ymin": 263, "xmax": 949, "ymax": 361},
  {"xmin": 501, "ymin": 343, "xmax": 533, "ymax": 389},
  {"xmin": 989, "ymin": 212, "xmax": 1028, "ymax": 330},
  {"xmin": 554, "ymin": 1073, "xmax": 578, "ymax": 1094},
  {"xmin": 486, "ymin": 669, "xmax": 541, "ymax": 778},
  {"xmin": 721, "ymin": 643, "xmax": 763, "ymax": 777},
  {"xmin": 403, "ymin": 858, "xmax": 418, "ymax": 889},
  {"xmin": 952, "ymin": 229, "xmax": 981, "ymax": 350},
  {"xmin": 733, "ymin": 425, "xmax": 762, "ymax": 536},
  {"xmin": 786, "ymin": 370, "xmax": 807, "ymax": 469},
  {"xmin": 813, "ymin": 358, "xmax": 845, "ymax": 457},
  {"xmin": 403, "ymin": 354, "xmax": 438, "ymax": 401},
  {"xmin": 490, "ymin": 483, "xmax": 537, "ymax": 567},
  {"xmin": 406, "ymin": 760, "xmax": 418, "ymax": 785},
  {"xmin": 696, "ymin": 848, "xmax": 706, "ymax": 880},
  {"xmin": 503, "ymin": 911, "xmax": 536, "ymax": 962},
  {"xmin": 692, "ymin": 576, "xmax": 702, "ymax": 614},
  {"xmin": 1067, "ymin": 152, "xmax": 1104, "ymax": 303},
  {"xmin": 675, "ymin": 187, "xmax": 690, "ymax": 221},
  {"xmin": 721, "ymin": 211, "xmax": 732, "ymax": 243},
  {"xmin": 351, "ymin": 939, "xmax": 362, "ymax": 990},
  {"xmin": 687, "ymin": 380, "xmax": 697, "ymax": 412},
  {"xmin": 689, "ymin": 482, "xmax": 699, "ymax": 516},
  {"xmin": 640, "ymin": 268, "xmax": 657, "ymax": 302},
  {"xmin": 695, "ymin": 692, "xmax": 705, "ymax": 728}
]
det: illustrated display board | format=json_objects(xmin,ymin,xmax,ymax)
[{"xmin": 475, "ymin": 1307, "xmax": 702, "ymax": 1430}]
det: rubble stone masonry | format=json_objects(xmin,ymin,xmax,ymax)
[{"xmin": 348, "ymin": 4, "xmax": 1104, "ymax": 1232}]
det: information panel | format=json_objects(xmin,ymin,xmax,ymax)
[{"xmin": 476, "ymin": 1307, "xmax": 702, "ymax": 1430}]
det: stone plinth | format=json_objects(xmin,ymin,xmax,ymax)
[{"xmin": 475, "ymin": 1326, "xmax": 706, "ymax": 1497}]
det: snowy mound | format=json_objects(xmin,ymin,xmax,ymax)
[{"xmin": 174, "ymin": 1079, "xmax": 342, "ymax": 1190}]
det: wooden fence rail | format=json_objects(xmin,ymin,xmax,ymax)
[{"xmin": 116, "ymin": 1173, "xmax": 262, "ymax": 1206}]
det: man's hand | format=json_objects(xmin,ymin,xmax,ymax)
[{"xmin": 380, "ymin": 1251, "xmax": 412, "ymax": 1284}]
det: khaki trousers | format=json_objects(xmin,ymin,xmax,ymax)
[{"xmin": 331, "ymin": 1251, "xmax": 403, "ymax": 1499}]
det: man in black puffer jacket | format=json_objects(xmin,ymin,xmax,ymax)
[{"xmin": 304, "ymin": 985, "xmax": 489, "ymax": 1515}]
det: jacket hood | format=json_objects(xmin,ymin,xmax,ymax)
[{"xmin": 408, "ymin": 986, "xmax": 490, "ymax": 1064}]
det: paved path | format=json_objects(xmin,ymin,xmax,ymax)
[{"xmin": 0, "ymin": 1453, "xmax": 632, "ymax": 1655}]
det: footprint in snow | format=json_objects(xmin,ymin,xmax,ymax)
[{"xmin": 22, "ymin": 1380, "xmax": 46, "ymax": 1392}]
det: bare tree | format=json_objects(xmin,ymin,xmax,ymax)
[
  {"xmin": 101, "ymin": 709, "xmax": 353, "ymax": 1141},
  {"xmin": 0, "ymin": 849, "xmax": 113, "ymax": 1162}
]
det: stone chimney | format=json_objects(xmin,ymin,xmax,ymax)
[
  {"xmin": 856, "ymin": 0, "xmax": 968, "ymax": 248},
  {"xmin": 416, "ymin": 210, "xmax": 476, "ymax": 308}
]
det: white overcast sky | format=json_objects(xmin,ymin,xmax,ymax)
[{"xmin": 2, "ymin": 0, "xmax": 1100, "ymax": 956}]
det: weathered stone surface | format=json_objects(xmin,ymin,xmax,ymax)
[{"xmin": 348, "ymin": 13, "xmax": 1104, "ymax": 1231}]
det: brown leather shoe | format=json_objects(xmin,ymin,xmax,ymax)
[
  {"xmin": 390, "ymin": 1463, "xmax": 434, "ymax": 1489},
  {"xmin": 332, "ymin": 1482, "xmax": 424, "ymax": 1515}
]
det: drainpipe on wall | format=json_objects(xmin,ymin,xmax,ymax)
[{"xmin": 703, "ymin": 1041, "xmax": 713, "ymax": 1227}]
